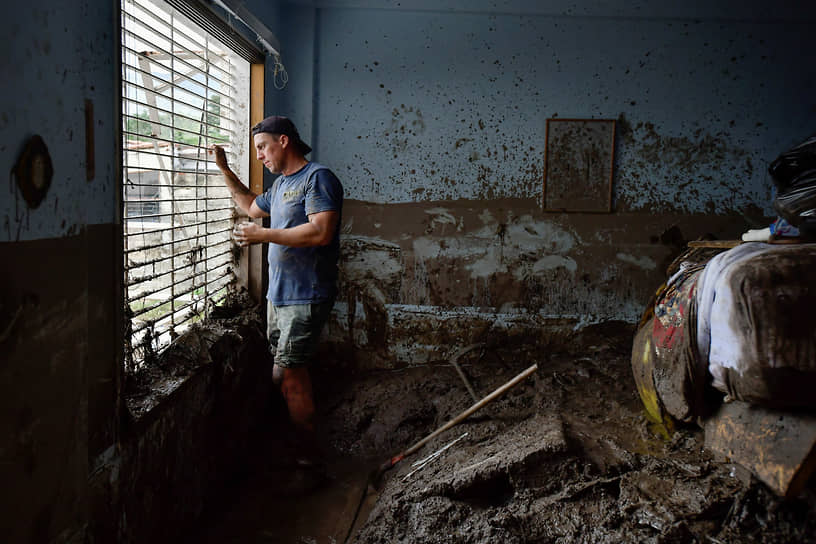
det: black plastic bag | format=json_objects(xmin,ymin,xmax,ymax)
[
  {"xmin": 773, "ymin": 180, "xmax": 816, "ymax": 227},
  {"xmin": 768, "ymin": 134, "xmax": 816, "ymax": 191}
]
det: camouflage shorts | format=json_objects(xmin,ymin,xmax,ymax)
[{"xmin": 266, "ymin": 300, "xmax": 334, "ymax": 368}]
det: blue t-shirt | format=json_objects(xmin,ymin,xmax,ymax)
[{"xmin": 254, "ymin": 162, "xmax": 343, "ymax": 305}]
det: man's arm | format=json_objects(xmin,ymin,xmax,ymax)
[
  {"xmin": 233, "ymin": 210, "xmax": 339, "ymax": 248},
  {"xmin": 209, "ymin": 144, "xmax": 267, "ymax": 218}
]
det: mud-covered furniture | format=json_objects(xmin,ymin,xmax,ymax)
[{"xmin": 632, "ymin": 242, "xmax": 816, "ymax": 496}]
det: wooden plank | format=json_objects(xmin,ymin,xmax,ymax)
[
  {"xmin": 246, "ymin": 62, "xmax": 265, "ymax": 303},
  {"xmin": 687, "ymin": 238, "xmax": 815, "ymax": 249},
  {"xmin": 704, "ymin": 400, "xmax": 816, "ymax": 498},
  {"xmin": 249, "ymin": 62, "xmax": 265, "ymax": 195},
  {"xmin": 687, "ymin": 240, "xmax": 742, "ymax": 248}
]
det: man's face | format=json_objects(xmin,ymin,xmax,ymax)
[{"xmin": 253, "ymin": 132, "xmax": 285, "ymax": 173}]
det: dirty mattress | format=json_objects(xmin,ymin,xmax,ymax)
[{"xmin": 695, "ymin": 242, "xmax": 816, "ymax": 408}]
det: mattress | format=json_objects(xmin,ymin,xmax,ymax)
[{"xmin": 695, "ymin": 242, "xmax": 816, "ymax": 408}]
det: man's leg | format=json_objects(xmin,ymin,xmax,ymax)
[
  {"xmin": 279, "ymin": 366, "xmax": 315, "ymax": 432},
  {"xmin": 268, "ymin": 301, "xmax": 334, "ymax": 464},
  {"xmin": 280, "ymin": 366, "xmax": 323, "ymax": 468}
]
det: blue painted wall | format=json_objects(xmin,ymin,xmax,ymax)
[
  {"xmin": 1, "ymin": 2, "xmax": 119, "ymax": 541},
  {"xmin": 275, "ymin": 1, "xmax": 815, "ymax": 213},
  {"xmin": 0, "ymin": 1, "xmax": 118, "ymax": 242}
]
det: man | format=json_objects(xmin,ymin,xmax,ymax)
[{"xmin": 209, "ymin": 116, "xmax": 343, "ymax": 467}]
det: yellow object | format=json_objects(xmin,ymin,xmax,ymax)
[{"xmin": 631, "ymin": 321, "xmax": 675, "ymax": 438}]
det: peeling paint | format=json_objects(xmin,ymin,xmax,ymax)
[
  {"xmin": 424, "ymin": 207, "xmax": 460, "ymax": 232},
  {"xmin": 477, "ymin": 209, "xmax": 495, "ymax": 225},
  {"xmin": 341, "ymin": 236, "xmax": 402, "ymax": 279},
  {"xmin": 503, "ymin": 216, "xmax": 578, "ymax": 253},
  {"xmin": 412, "ymin": 236, "xmax": 483, "ymax": 260},
  {"xmin": 531, "ymin": 255, "xmax": 578, "ymax": 273},
  {"xmin": 616, "ymin": 253, "xmax": 657, "ymax": 270},
  {"xmin": 465, "ymin": 245, "xmax": 508, "ymax": 278},
  {"xmin": 334, "ymin": 197, "xmax": 751, "ymax": 351}
]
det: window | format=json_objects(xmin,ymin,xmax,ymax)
[{"xmin": 121, "ymin": 0, "xmax": 253, "ymax": 372}]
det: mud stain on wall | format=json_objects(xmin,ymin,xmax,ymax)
[
  {"xmin": 325, "ymin": 199, "xmax": 750, "ymax": 369},
  {"xmin": 0, "ymin": 233, "xmax": 91, "ymax": 543},
  {"xmin": 616, "ymin": 253, "xmax": 657, "ymax": 270},
  {"xmin": 310, "ymin": 8, "xmax": 814, "ymax": 220}
]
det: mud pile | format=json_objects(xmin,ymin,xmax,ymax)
[
  {"xmin": 124, "ymin": 289, "xmax": 265, "ymax": 418},
  {"xmin": 317, "ymin": 323, "xmax": 816, "ymax": 543}
]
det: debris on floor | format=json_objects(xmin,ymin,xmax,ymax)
[
  {"xmin": 319, "ymin": 324, "xmax": 816, "ymax": 543},
  {"xmin": 196, "ymin": 322, "xmax": 816, "ymax": 543}
]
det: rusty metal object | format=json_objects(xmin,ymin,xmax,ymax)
[
  {"xmin": 704, "ymin": 400, "xmax": 816, "ymax": 498},
  {"xmin": 13, "ymin": 134, "xmax": 53, "ymax": 209}
]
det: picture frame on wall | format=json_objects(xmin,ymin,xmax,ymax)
[{"xmin": 543, "ymin": 118, "xmax": 616, "ymax": 213}]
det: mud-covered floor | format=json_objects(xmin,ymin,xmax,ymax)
[{"xmin": 196, "ymin": 323, "xmax": 816, "ymax": 543}]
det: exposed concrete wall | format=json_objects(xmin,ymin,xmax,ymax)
[{"xmin": 270, "ymin": 0, "xmax": 816, "ymax": 367}]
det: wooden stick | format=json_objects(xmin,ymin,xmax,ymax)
[
  {"xmin": 449, "ymin": 343, "xmax": 484, "ymax": 402},
  {"xmin": 390, "ymin": 363, "xmax": 538, "ymax": 465}
]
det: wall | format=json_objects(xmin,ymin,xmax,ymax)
[
  {"xmin": 271, "ymin": 0, "xmax": 816, "ymax": 367},
  {"xmin": 0, "ymin": 0, "xmax": 292, "ymax": 540},
  {"xmin": 0, "ymin": 1, "xmax": 119, "ymax": 542}
]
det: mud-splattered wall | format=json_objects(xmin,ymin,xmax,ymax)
[
  {"xmin": 1, "ymin": 2, "xmax": 118, "ymax": 542},
  {"xmin": 280, "ymin": 2, "xmax": 815, "ymax": 212},
  {"xmin": 271, "ymin": 0, "xmax": 816, "ymax": 367},
  {"xmin": 1, "ymin": 3, "xmax": 118, "ymax": 240},
  {"xmin": 0, "ymin": 0, "xmax": 296, "ymax": 539}
]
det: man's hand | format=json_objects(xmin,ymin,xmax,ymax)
[
  {"xmin": 232, "ymin": 211, "xmax": 339, "ymax": 248},
  {"xmin": 208, "ymin": 145, "xmax": 266, "ymax": 218},
  {"xmin": 208, "ymin": 144, "xmax": 229, "ymax": 171},
  {"xmin": 232, "ymin": 222, "xmax": 265, "ymax": 247}
]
